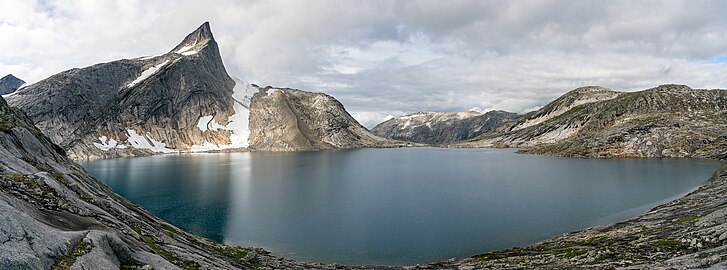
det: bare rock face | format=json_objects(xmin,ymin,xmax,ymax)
[
  {"xmin": 0, "ymin": 74, "xmax": 25, "ymax": 95},
  {"xmin": 7, "ymin": 23, "xmax": 250, "ymax": 160},
  {"xmin": 248, "ymin": 87, "xmax": 407, "ymax": 151},
  {"xmin": 371, "ymin": 110, "xmax": 519, "ymax": 145},
  {"xmin": 458, "ymin": 84, "xmax": 727, "ymax": 159}
]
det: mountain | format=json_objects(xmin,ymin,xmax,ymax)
[
  {"xmin": 0, "ymin": 74, "xmax": 25, "ymax": 95},
  {"xmin": 457, "ymin": 84, "xmax": 727, "ymax": 159},
  {"xmin": 371, "ymin": 110, "xmax": 519, "ymax": 144},
  {"xmin": 249, "ymin": 87, "xmax": 406, "ymax": 151},
  {"xmin": 7, "ymin": 22, "xmax": 400, "ymax": 159}
]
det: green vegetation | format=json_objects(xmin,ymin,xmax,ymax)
[
  {"xmin": 162, "ymin": 223, "xmax": 179, "ymax": 233},
  {"xmin": 51, "ymin": 238, "xmax": 91, "ymax": 270},
  {"xmin": 653, "ymin": 239, "xmax": 681, "ymax": 246},
  {"xmin": 1, "ymin": 172, "xmax": 26, "ymax": 182},
  {"xmin": 675, "ymin": 208, "xmax": 719, "ymax": 224},
  {"xmin": 133, "ymin": 226, "xmax": 199, "ymax": 270},
  {"xmin": 214, "ymin": 246, "xmax": 262, "ymax": 268},
  {"xmin": 0, "ymin": 113, "xmax": 11, "ymax": 132},
  {"xmin": 555, "ymin": 248, "xmax": 588, "ymax": 258}
]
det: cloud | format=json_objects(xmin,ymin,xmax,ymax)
[{"xmin": 2, "ymin": 0, "xmax": 727, "ymax": 127}]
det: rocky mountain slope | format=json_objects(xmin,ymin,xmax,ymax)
[
  {"xmin": 371, "ymin": 110, "xmax": 519, "ymax": 144},
  {"xmin": 7, "ymin": 23, "xmax": 400, "ymax": 159},
  {"xmin": 456, "ymin": 84, "xmax": 727, "ymax": 159},
  {"xmin": 0, "ymin": 74, "xmax": 25, "ymax": 95},
  {"xmin": 249, "ymin": 87, "xmax": 407, "ymax": 151}
]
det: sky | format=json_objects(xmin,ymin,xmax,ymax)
[{"xmin": 2, "ymin": 0, "xmax": 727, "ymax": 127}]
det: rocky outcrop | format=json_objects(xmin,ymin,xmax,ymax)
[
  {"xmin": 371, "ymin": 110, "xmax": 519, "ymax": 144},
  {"xmin": 248, "ymin": 87, "xmax": 408, "ymax": 151},
  {"xmin": 0, "ymin": 74, "xmax": 25, "ymax": 95},
  {"xmin": 456, "ymin": 85, "xmax": 727, "ymax": 159}
]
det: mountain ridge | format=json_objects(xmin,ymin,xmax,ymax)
[
  {"xmin": 455, "ymin": 84, "xmax": 727, "ymax": 159},
  {"xmin": 371, "ymin": 110, "xmax": 520, "ymax": 144}
]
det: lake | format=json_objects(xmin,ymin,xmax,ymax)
[{"xmin": 79, "ymin": 148, "xmax": 720, "ymax": 265}]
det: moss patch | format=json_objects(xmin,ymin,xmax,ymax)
[
  {"xmin": 51, "ymin": 238, "xmax": 91, "ymax": 270},
  {"xmin": 133, "ymin": 226, "xmax": 199, "ymax": 270}
]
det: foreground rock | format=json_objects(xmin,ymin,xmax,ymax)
[
  {"xmin": 456, "ymin": 85, "xmax": 727, "ymax": 159},
  {"xmin": 0, "ymin": 74, "xmax": 25, "ymax": 95},
  {"xmin": 371, "ymin": 110, "xmax": 519, "ymax": 145}
]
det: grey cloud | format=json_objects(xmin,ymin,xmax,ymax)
[{"xmin": 1, "ymin": 0, "xmax": 727, "ymax": 127}]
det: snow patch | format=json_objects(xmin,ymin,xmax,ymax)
[
  {"xmin": 196, "ymin": 115, "xmax": 227, "ymax": 132},
  {"xmin": 197, "ymin": 116, "xmax": 214, "ymax": 131},
  {"xmin": 175, "ymin": 45, "xmax": 198, "ymax": 55},
  {"xmin": 127, "ymin": 60, "xmax": 170, "ymax": 88},
  {"xmin": 189, "ymin": 141, "xmax": 223, "ymax": 152},
  {"xmin": 266, "ymin": 89, "xmax": 280, "ymax": 97},
  {"xmin": 190, "ymin": 79, "xmax": 253, "ymax": 151},
  {"xmin": 94, "ymin": 136, "xmax": 116, "ymax": 151},
  {"xmin": 468, "ymin": 107, "xmax": 485, "ymax": 113},
  {"xmin": 232, "ymin": 77, "xmax": 258, "ymax": 107},
  {"xmin": 93, "ymin": 136, "xmax": 128, "ymax": 151},
  {"xmin": 126, "ymin": 129, "xmax": 177, "ymax": 153}
]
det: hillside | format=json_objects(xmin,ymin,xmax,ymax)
[
  {"xmin": 457, "ymin": 84, "xmax": 727, "ymax": 159},
  {"xmin": 249, "ymin": 87, "xmax": 407, "ymax": 151}
]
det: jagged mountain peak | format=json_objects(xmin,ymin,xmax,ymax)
[
  {"xmin": 169, "ymin": 21, "xmax": 215, "ymax": 56},
  {"xmin": 0, "ymin": 74, "xmax": 25, "ymax": 95},
  {"xmin": 1, "ymin": 74, "xmax": 22, "ymax": 81}
]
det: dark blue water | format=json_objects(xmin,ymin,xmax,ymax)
[{"xmin": 79, "ymin": 148, "xmax": 720, "ymax": 265}]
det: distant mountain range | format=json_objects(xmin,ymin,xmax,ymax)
[{"xmin": 371, "ymin": 110, "xmax": 519, "ymax": 144}]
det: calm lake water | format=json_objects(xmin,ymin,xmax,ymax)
[{"xmin": 79, "ymin": 148, "xmax": 720, "ymax": 265}]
